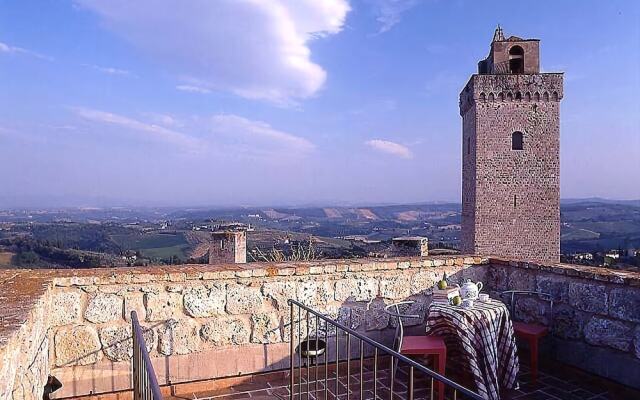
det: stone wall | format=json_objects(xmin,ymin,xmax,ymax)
[
  {"xmin": 46, "ymin": 256, "xmax": 487, "ymax": 398},
  {"xmin": 3, "ymin": 257, "xmax": 640, "ymax": 399},
  {"xmin": 0, "ymin": 271, "xmax": 51, "ymax": 400},
  {"xmin": 486, "ymin": 258, "xmax": 640, "ymax": 388}
]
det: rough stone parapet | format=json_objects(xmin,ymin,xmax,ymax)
[
  {"xmin": 3, "ymin": 255, "xmax": 640, "ymax": 397},
  {"xmin": 485, "ymin": 258, "xmax": 640, "ymax": 388},
  {"xmin": 0, "ymin": 256, "xmax": 489, "ymax": 398}
]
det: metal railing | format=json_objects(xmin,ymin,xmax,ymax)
[
  {"xmin": 131, "ymin": 311, "xmax": 163, "ymax": 400},
  {"xmin": 288, "ymin": 299, "xmax": 483, "ymax": 400}
]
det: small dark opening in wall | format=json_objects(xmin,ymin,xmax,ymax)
[
  {"xmin": 514, "ymin": 195, "xmax": 517, "ymax": 208},
  {"xmin": 512, "ymin": 131, "xmax": 524, "ymax": 150}
]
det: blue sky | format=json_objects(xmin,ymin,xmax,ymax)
[{"xmin": 1, "ymin": 0, "xmax": 638, "ymax": 207}]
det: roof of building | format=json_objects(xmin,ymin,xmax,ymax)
[{"xmin": 392, "ymin": 236, "xmax": 428, "ymax": 241}]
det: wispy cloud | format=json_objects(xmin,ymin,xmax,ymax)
[
  {"xmin": 0, "ymin": 40, "xmax": 53, "ymax": 61},
  {"xmin": 365, "ymin": 139, "xmax": 413, "ymax": 159},
  {"xmin": 176, "ymin": 85, "xmax": 211, "ymax": 94},
  {"xmin": 72, "ymin": 107, "xmax": 202, "ymax": 152},
  {"xmin": 142, "ymin": 112, "xmax": 184, "ymax": 128},
  {"xmin": 83, "ymin": 64, "xmax": 132, "ymax": 76},
  {"xmin": 367, "ymin": 0, "xmax": 420, "ymax": 33},
  {"xmin": 70, "ymin": 108, "xmax": 313, "ymax": 159},
  {"xmin": 210, "ymin": 114, "xmax": 315, "ymax": 154}
]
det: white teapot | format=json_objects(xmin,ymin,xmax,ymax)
[{"xmin": 459, "ymin": 279, "xmax": 483, "ymax": 300}]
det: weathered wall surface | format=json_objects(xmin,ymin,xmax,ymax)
[
  {"xmin": 46, "ymin": 257, "xmax": 487, "ymax": 398},
  {"xmin": 3, "ymin": 257, "xmax": 640, "ymax": 399},
  {"xmin": 0, "ymin": 272, "xmax": 52, "ymax": 400},
  {"xmin": 486, "ymin": 258, "xmax": 640, "ymax": 388}
]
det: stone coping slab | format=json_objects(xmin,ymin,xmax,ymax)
[{"xmin": 489, "ymin": 257, "xmax": 640, "ymax": 286}]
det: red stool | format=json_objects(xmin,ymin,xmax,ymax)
[
  {"xmin": 500, "ymin": 290, "xmax": 554, "ymax": 384},
  {"xmin": 400, "ymin": 335, "xmax": 447, "ymax": 400},
  {"xmin": 385, "ymin": 301, "xmax": 448, "ymax": 400},
  {"xmin": 513, "ymin": 322, "xmax": 548, "ymax": 383}
]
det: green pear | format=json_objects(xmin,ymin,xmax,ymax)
[{"xmin": 437, "ymin": 272, "xmax": 448, "ymax": 290}]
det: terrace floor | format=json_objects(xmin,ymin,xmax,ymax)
[{"xmin": 167, "ymin": 353, "xmax": 640, "ymax": 400}]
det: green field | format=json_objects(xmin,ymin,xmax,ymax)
[
  {"xmin": 111, "ymin": 233, "xmax": 191, "ymax": 261},
  {"xmin": 111, "ymin": 233, "xmax": 187, "ymax": 249},
  {"xmin": 141, "ymin": 244, "xmax": 191, "ymax": 260}
]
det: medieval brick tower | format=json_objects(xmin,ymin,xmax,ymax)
[{"xmin": 460, "ymin": 26, "xmax": 563, "ymax": 263}]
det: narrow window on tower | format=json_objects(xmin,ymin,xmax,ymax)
[
  {"xmin": 512, "ymin": 131, "xmax": 524, "ymax": 150},
  {"xmin": 514, "ymin": 195, "xmax": 517, "ymax": 208}
]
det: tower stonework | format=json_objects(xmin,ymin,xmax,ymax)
[
  {"xmin": 460, "ymin": 27, "xmax": 563, "ymax": 264},
  {"xmin": 209, "ymin": 230, "xmax": 247, "ymax": 264}
]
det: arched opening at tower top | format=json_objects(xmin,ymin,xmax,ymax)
[{"xmin": 509, "ymin": 45, "xmax": 524, "ymax": 74}]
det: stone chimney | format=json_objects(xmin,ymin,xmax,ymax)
[
  {"xmin": 209, "ymin": 230, "xmax": 247, "ymax": 264},
  {"xmin": 391, "ymin": 236, "xmax": 429, "ymax": 257}
]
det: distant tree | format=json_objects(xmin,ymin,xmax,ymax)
[
  {"xmin": 603, "ymin": 256, "xmax": 615, "ymax": 267},
  {"xmin": 14, "ymin": 250, "xmax": 40, "ymax": 266}
]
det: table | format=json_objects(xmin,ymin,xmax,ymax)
[{"xmin": 425, "ymin": 299, "xmax": 519, "ymax": 400}]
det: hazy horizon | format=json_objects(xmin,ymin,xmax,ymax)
[
  {"xmin": 1, "ymin": 1, "xmax": 639, "ymax": 206},
  {"xmin": 0, "ymin": 195, "xmax": 638, "ymax": 211}
]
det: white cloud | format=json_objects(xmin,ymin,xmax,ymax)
[
  {"xmin": 76, "ymin": 0, "xmax": 350, "ymax": 104},
  {"xmin": 176, "ymin": 85, "xmax": 211, "ymax": 94},
  {"xmin": 367, "ymin": 0, "xmax": 420, "ymax": 33},
  {"xmin": 210, "ymin": 114, "xmax": 315, "ymax": 153},
  {"xmin": 0, "ymin": 40, "xmax": 53, "ymax": 60},
  {"xmin": 72, "ymin": 107, "xmax": 203, "ymax": 152},
  {"xmin": 365, "ymin": 139, "xmax": 413, "ymax": 159},
  {"xmin": 84, "ymin": 64, "xmax": 132, "ymax": 76},
  {"xmin": 142, "ymin": 113, "xmax": 184, "ymax": 128}
]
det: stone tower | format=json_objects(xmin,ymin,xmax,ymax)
[
  {"xmin": 209, "ymin": 230, "xmax": 247, "ymax": 264},
  {"xmin": 460, "ymin": 27, "xmax": 563, "ymax": 263}
]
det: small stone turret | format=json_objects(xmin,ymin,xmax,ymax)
[
  {"xmin": 209, "ymin": 230, "xmax": 247, "ymax": 264},
  {"xmin": 391, "ymin": 236, "xmax": 429, "ymax": 257},
  {"xmin": 478, "ymin": 25, "xmax": 540, "ymax": 75}
]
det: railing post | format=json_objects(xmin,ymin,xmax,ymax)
[
  {"xmin": 131, "ymin": 311, "xmax": 162, "ymax": 400},
  {"xmin": 289, "ymin": 301, "xmax": 295, "ymax": 400}
]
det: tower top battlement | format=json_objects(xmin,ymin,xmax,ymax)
[{"xmin": 478, "ymin": 26, "xmax": 540, "ymax": 75}]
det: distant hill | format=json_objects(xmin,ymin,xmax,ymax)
[
  {"xmin": 561, "ymin": 198, "xmax": 640, "ymax": 207},
  {"xmin": 1, "ymin": 199, "xmax": 639, "ymax": 263}
]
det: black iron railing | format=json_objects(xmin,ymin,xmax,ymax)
[
  {"xmin": 288, "ymin": 299, "xmax": 483, "ymax": 400},
  {"xmin": 131, "ymin": 311, "xmax": 163, "ymax": 400}
]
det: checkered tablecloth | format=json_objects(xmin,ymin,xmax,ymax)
[{"xmin": 425, "ymin": 299, "xmax": 519, "ymax": 400}]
